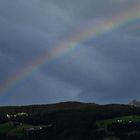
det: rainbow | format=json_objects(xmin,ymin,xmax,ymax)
[{"xmin": 1, "ymin": 4, "xmax": 140, "ymax": 94}]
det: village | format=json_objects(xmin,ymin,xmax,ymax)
[{"xmin": 5, "ymin": 112, "xmax": 48, "ymax": 132}]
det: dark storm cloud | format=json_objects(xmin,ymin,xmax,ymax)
[
  {"xmin": 43, "ymin": 26, "xmax": 140, "ymax": 104},
  {"xmin": 0, "ymin": 0, "xmax": 140, "ymax": 105}
]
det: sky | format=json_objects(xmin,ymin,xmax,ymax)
[{"xmin": 0, "ymin": 0, "xmax": 140, "ymax": 105}]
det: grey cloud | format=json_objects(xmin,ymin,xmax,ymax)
[
  {"xmin": 0, "ymin": 73, "xmax": 81, "ymax": 105},
  {"xmin": 0, "ymin": 0, "xmax": 140, "ymax": 105}
]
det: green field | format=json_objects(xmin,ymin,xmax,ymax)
[
  {"xmin": 0, "ymin": 122, "xmax": 48, "ymax": 138},
  {"xmin": 96, "ymin": 116, "xmax": 140, "ymax": 140},
  {"xmin": 97, "ymin": 115, "xmax": 140, "ymax": 130}
]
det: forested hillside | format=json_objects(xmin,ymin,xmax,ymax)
[{"xmin": 0, "ymin": 102, "xmax": 140, "ymax": 140}]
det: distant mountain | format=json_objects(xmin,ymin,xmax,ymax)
[
  {"xmin": 0, "ymin": 101, "xmax": 99, "ymax": 115},
  {"xmin": 129, "ymin": 100, "xmax": 140, "ymax": 107}
]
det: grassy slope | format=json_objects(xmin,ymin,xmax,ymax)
[
  {"xmin": 0, "ymin": 122, "xmax": 48, "ymax": 137},
  {"xmin": 97, "ymin": 115, "xmax": 140, "ymax": 129}
]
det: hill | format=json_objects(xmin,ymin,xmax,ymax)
[{"xmin": 0, "ymin": 102, "xmax": 140, "ymax": 140}]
